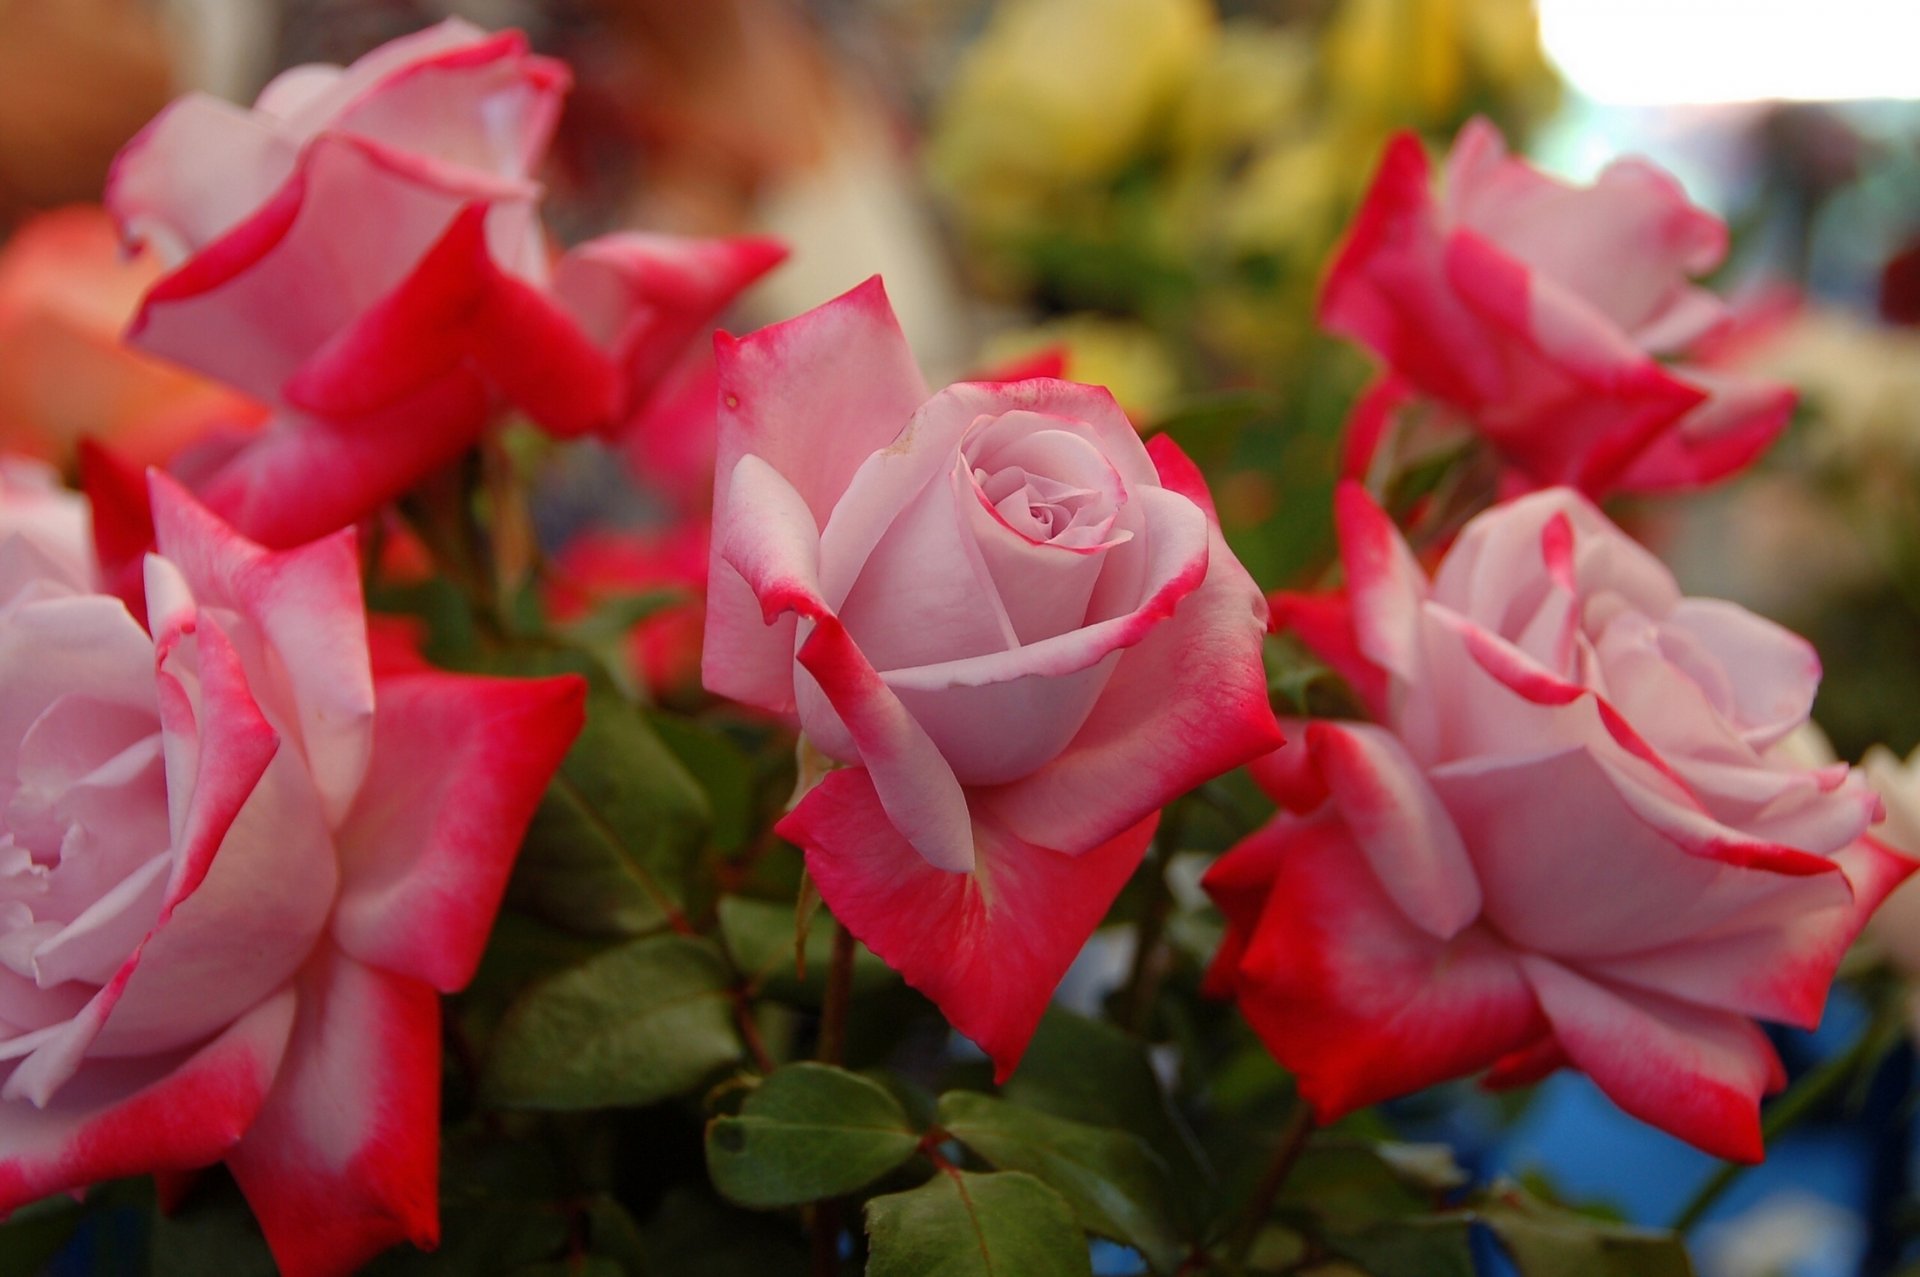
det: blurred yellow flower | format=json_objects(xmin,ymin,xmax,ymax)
[
  {"xmin": 930, "ymin": 0, "xmax": 1213, "ymax": 226},
  {"xmin": 1169, "ymin": 22, "xmax": 1312, "ymax": 162},
  {"xmin": 1320, "ymin": 0, "xmax": 1556, "ymax": 136}
]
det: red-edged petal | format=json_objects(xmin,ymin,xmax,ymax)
[
  {"xmin": 1318, "ymin": 132, "xmax": 1506, "ymax": 407},
  {"xmin": 1143, "ymin": 432, "xmax": 1216, "ymax": 523},
  {"xmin": 718, "ymin": 455, "xmax": 974, "ymax": 872},
  {"xmin": 782, "ymin": 768, "xmax": 1153, "ymax": 1081},
  {"xmin": 0, "ymin": 987, "xmax": 295, "ymax": 1215},
  {"xmin": 977, "ymin": 506, "xmax": 1281, "ymax": 853},
  {"xmin": 331, "ymin": 669, "xmax": 584, "ymax": 991},
  {"xmin": 127, "ymin": 135, "xmax": 524, "ymax": 406},
  {"xmin": 184, "ymin": 372, "xmax": 492, "ymax": 549},
  {"xmin": 148, "ymin": 472, "xmax": 374, "ymax": 824},
  {"xmin": 703, "ymin": 276, "xmax": 929, "ymax": 715},
  {"xmin": 226, "ymin": 948, "xmax": 441, "ymax": 1277},
  {"xmin": 1308, "ymin": 721, "xmax": 1480, "ymax": 939},
  {"xmin": 77, "ymin": 441, "xmax": 155, "ymax": 623},
  {"xmin": 106, "ymin": 95, "xmax": 299, "ymax": 265},
  {"xmin": 1212, "ymin": 809, "xmax": 1542, "ymax": 1122},
  {"xmin": 553, "ymin": 232, "xmax": 787, "ymax": 438},
  {"xmin": 1517, "ymin": 956, "xmax": 1782, "ymax": 1162},
  {"xmin": 1339, "ymin": 375, "xmax": 1414, "ymax": 482},
  {"xmin": 1334, "ymin": 482, "xmax": 1427, "ymax": 684},
  {"xmin": 1441, "ymin": 228, "xmax": 1706, "ymax": 495},
  {"xmin": 1581, "ymin": 833, "xmax": 1917, "ymax": 1029},
  {"xmin": 280, "ymin": 202, "xmax": 615, "ymax": 440},
  {"xmin": 1615, "ymin": 367, "xmax": 1793, "ymax": 494},
  {"xmin": 1268, "ymin": 589, "xmax": 1389, "ymax": 716}
]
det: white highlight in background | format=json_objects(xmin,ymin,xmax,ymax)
[{"xmin": 1538, "ymin": 0, "xmax": 1920, "ymax": 104}]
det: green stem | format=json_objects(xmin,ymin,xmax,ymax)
[
  {"xmin": 1672, "ymin": 1001, "xmax": 1903, "ymax": 1234},
  {"xmin": 818, "ymin": 921, "xmax": 857, "ymax": 1068},
  {"xmin": 1230, "ymin": 1095, "xmax": 1314, "ymax": 1264}
]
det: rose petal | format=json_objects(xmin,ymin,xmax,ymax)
[
  {"xmin": 227, "ymin": 948, "xmax": 440, "ymax": 1277},
  {"xmin": 782, "ymin": 768, "xmax": 1152, "ymax": 1081},
  {"xmin": 331, "ymin": 669, "xmax": 584, "ymax": 991},
  {"xmin": 0, "ymin": 987, "xmax": 294, "ymax": 1215},
  {"xmin": 1517, "ymin": 955, "xmax": 1782, "ymax": 1162},
  {"xmin": 1209, "ymin": 809, "xmax": 1541, "ymax": 1124},
  {"xmin": 704, "ymin": 277, "xmax": 929, "ymax": 715}
]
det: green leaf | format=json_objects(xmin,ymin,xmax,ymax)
[
  {"xmin": 865, "ymin": 1170, "xmax": 1091, "ymax": 1277},
  {"xmin": 936, "ymin": 1092, "xmax": 1186, "ymax": 1274},
  {"xmin": 649, "ymin": 714, "xmax": 758, "ymax": 854},
  {"xmin": 636, "ymin": 1188, "xmax": 811, "ymax": 1276},
  {"xmin": 0, "ymin": 1198, "xmax": 85, "ymax": 1277},
  {"xmin": 1325, "ymin": 1216, "xmax": 1477, "ymax": 1277},
  {"xmin": 718, "ymin": 896, "xmax": 895, "ymax": 1004},
  {"xmin": 1001, "ymin": 1010, "xmax": 1211, "ymax": 1232},
  {"xmin": 483, "ymin": 934, "xmax": 742, "ymax": 1109},
  {"xmin": 1276, "ymin": 1142, "xmax": 1431, "ymax": 1233},
  {"xmin": 708, "ymin": 1063, "xmax": 923, "ymax": 1208},
  {"xmin": 510, "ymin": 694, "xmax": 710, "ymax": 937},
  {"xmin": 1476, "ymin": 1183, "xmax": 1696, "ymax": 1277}
]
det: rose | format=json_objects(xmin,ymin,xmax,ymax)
[
  {"xmin": 106, "ymin": 19, "xmax": 782, "ymax": 548},
  {"xmin": 1205, "ymin": 483, "xmax": 1910, "ymax": 1160},
  {"xmin": 1320, "ymin": 119, "xmax": 1793, "ymax": 496},
  {"xmin": 0, "ymin": 465, "xmax": 583, "ymax": 1276},
  {"xmin": 0, "ymin": 206, "xmax": 259, "ymax": 467},
  {"xmin": 703, "ymin": 278, "xmax": 1281, "ymax": 1075}
]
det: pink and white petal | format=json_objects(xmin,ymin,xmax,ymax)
[
  {"xmin": 184, "ymin": 373, "xmax": 492, "ymax": 549},
  {"xmin": 264, "ymin": 18, "xmax": 495, "ymax": 134},
  {"xmin": 1616, "ymin": 368, "xmax": 1793, "ymax": 494},
  {"xmin": 106, "ymin": 95, "xmax": 300, "ymax": 266},
  {"xmin": 703, "ymin": 278, "xmax": 929, "ymax": 715},
  {"xmin": 1334, "ymin": 482, "xmax": 1428, "ymax": 685},
  {"xmin": 226, "ymin": 948, "xmax": 441, "ymax": 1277},
  {"xmin": 1582, "ymin": 834, "xmax": 1916, "ymax": 1028},
  {"xmin": 90, "ymin": 741, "xmax": 332, "ymax": 1065},
  {"xmin": 1431, "ymin": 742, "xmax": 1850, "ymax": 964},
  {"xmin": 712, "ymin": 275, "xmax": 929, "ymax": 530},
  {"xmin": 1448, "ymin": 121, "xmax": 1725, "ymax": 335},
  {"xmin": 331, "ymin": 669, "xmax": 585, "ymax": 991},
  {"xmin": 553, "ymin": 233, "xmax": 787, "ymax": 434},
  {"xmin": 325, "ymin": 30, "xmax": 568, "ymax": 184},
  {"xmin": 1220, "ymin": 810, "xmax": 1542, "ymax": 1122},
  {"xmin": 148, "ymin": 473, "xmax": 374, "ymax": 820},
  {"xmin": 128, "ymin": 135, "xmax": 509, "ymax": 402},
  {"xmin": 1660, "ymin": 598, "xmax": 1820, "ymax": 750},
  {"xmin": 878, "ymin": 485, "xmax": 1208, "ymax": 694},
  {"xmin": 0, "ymin": 987, "xmax": 295, "ymax": 1215},
  {"xmin": 1518, "ymin": 956, "xmax": 1780, "ymax": 1162},
  {"xmin": 1308, "ymin": 721, "xmax": 1480, "ymax": 938},
  {"xmin": 782, "ymin": 769, "xmax": 1152, "ymax": 1081},
  {"xmin": 716, "ymin": 455, "xmax": 975, "ymax": 872},
  {"xmin": 979, "ymin": 517, "xmax": 1282, "ymax": 853}
]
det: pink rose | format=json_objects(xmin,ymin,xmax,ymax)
[
  {"xmin": 1205, "ymin": 484, "xmax": 1910, "ymax": 1161},
  {"xmin": 703, "ymin": 279, "xmax": 1281, "ymax": 1076},
  {"xmin": 0, "ymin": 467, "xmax": 583, "ymax": 1276},
  {"xmin": 1321, "ymin": 119, "xmax": 1793, "ymax": 497},
  {"xmin": 106, "ymin": 19, "xmax": 782, "ymax": 547}
]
